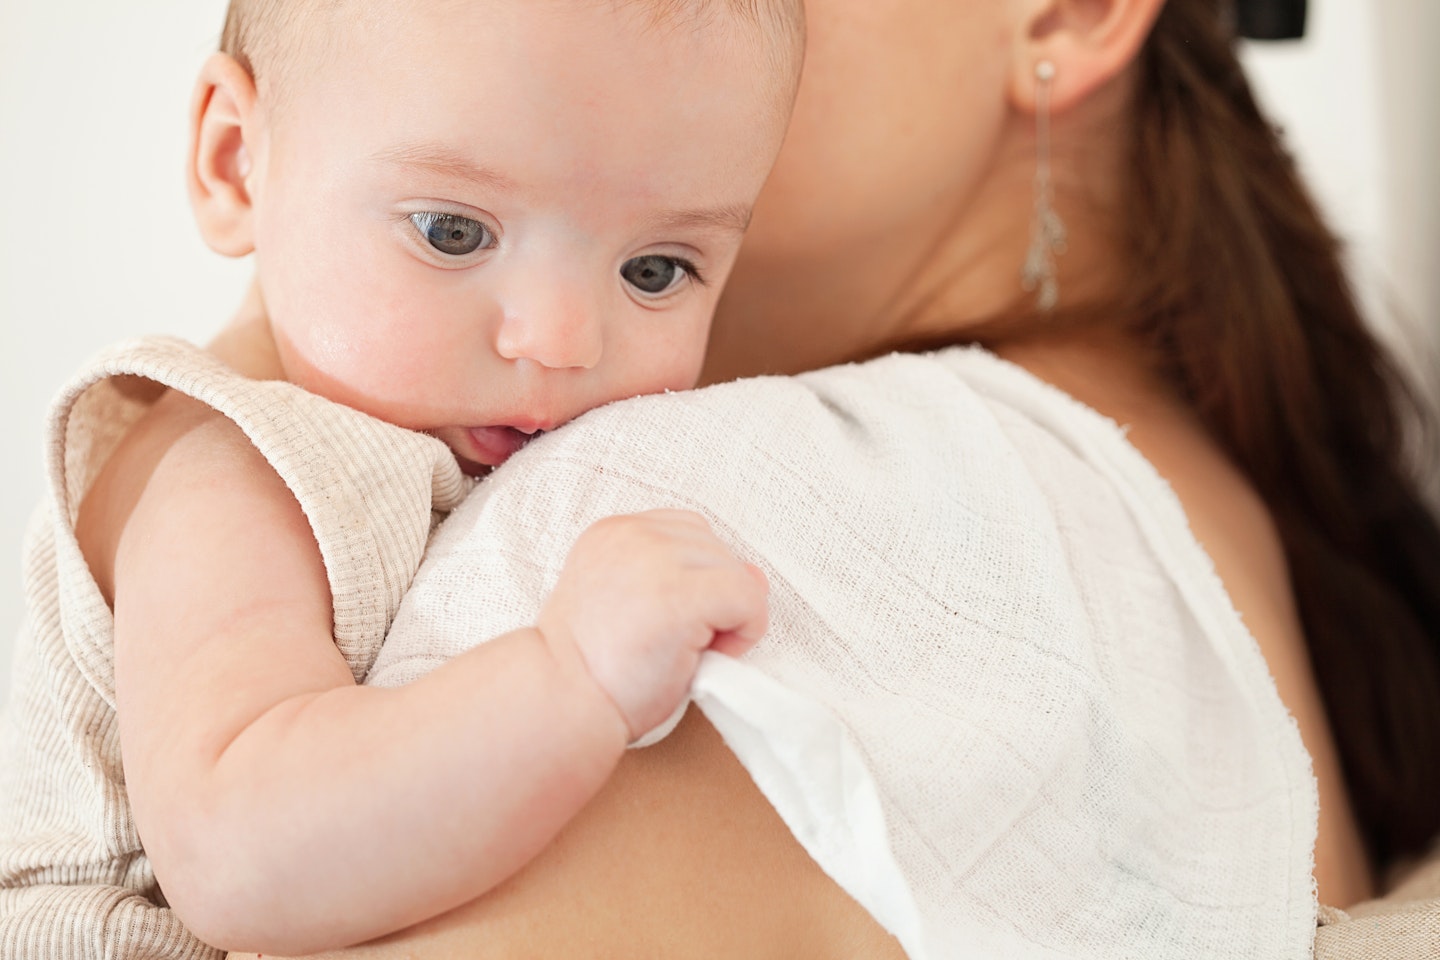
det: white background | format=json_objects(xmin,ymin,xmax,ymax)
[{"xmin": 1, "ymin": 0, "xmax": 1437, "ymax": 708}]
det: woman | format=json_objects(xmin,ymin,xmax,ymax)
[{"xmin": 248, "ymin": 0, "xmax": 1440, "ymax": 955}]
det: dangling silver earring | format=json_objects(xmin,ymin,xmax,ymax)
[{"xmin": 1020, "ymin": 60, "xmax": 1066, "ymax": 312}]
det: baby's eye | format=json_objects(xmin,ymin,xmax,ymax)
[
  {"xmin": 411, "ymin": 212, "xmax": 493, "ymax": 256},
  {"xmin": 620, "ymin": 255, "xmax": 695, "ymax": 297}
]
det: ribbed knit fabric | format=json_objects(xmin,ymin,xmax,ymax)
[
  {"xmin": 0, "ymin": 337, "xmax": 469, "ymax": 959},
  {"xmin": 1315, "ymin": 851, "xmax": 1440, "ymax": 959}
]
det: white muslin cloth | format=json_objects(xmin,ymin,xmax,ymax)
[{"xmin": 367, "ymin": 346, "xmax": 1319, "ymax": 959}]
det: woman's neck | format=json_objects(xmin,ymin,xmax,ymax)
[
  {"xmin": 993, "ymin": 327, "xmax": 1189, "ymax": 427},
  {"xmin": 702, "ymin": 73, "xmax": 1136, "ymax": 388}
]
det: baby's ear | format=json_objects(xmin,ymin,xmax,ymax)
[{"xmin": 188, "ymin": 53, "xmax": 260, "ymax": 257}]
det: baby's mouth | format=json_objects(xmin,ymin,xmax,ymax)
[{"xmin": 463, "ymin": 425, "xmax": 542, "ymax": 471}]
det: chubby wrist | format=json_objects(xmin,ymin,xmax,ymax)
[{"xmin": 527, "ymin": 623, "xmax": 632, "ymax": 749}]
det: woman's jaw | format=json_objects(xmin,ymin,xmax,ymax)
[{"xmin": 702, "ymin": 0, "xmax": 1147, "ymax": 386}]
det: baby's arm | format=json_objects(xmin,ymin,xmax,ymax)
[{"xmin": 91, "ymin": 398, "xmax": 766, "ymax": 955}]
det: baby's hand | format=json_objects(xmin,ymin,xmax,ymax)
[{"xmin": 536, "ymin": 510, "xmax": 769, "ymax": 741}]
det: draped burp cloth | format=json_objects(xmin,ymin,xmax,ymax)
[{"xmin": 370, "ymin": 347, "xmax": 1319, "ymax": 960}]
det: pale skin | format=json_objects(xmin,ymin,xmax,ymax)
[
  {"xmin": 236, "ymin": 0, "xmax": 1374, "ymax": 956},
  {"xmin": 75, "ymin": 0, "xmax": 791, "ymax": 955}
]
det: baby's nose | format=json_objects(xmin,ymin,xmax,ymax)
[{"xmin": 494, "ymin": 297, "xmax": 604, "ymax": 370}]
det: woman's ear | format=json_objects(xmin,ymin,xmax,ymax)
[
  {"xmin": 1008, "ymin": 0, "xmax": 1166, "ymax": 115},
  {"xmin": 188, "ymin": 53, "xmax": 261, "ymax": 258}
]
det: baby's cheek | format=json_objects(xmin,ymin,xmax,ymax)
[
  {"xmin": 620, "ymin": 334, "xmax": 707, "ymax": 400},
  {"xmin": 655, "ymin": 301, "xmax": 717, "ymax": 385},
  {"xmin": 670, "ymin": 318, "xmax": 715, "ymax": 388},
  {"xmin": 270, "ymin": 314, "xmax": 448, "ymax": 426}
]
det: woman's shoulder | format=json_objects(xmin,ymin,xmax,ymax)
[
  {"xmin": 536, "ymin": 346, "xmax": 1109, "ymax": 482},
  {"xmin": 582, "ymin": 344, "xmax": 1134, "ymax": 447},
  {"xmin": 379, "ymin": 347, "xmax": 1102, "ymax": 687},
  {"xmin": 463, "ymin": 346, "xmax": 1099, "ymax": 551},
  {"xmin": 450, "ymin": 344, "xmax": 1200, "ymax": 603},
  {"xmin": 399, "ymin": 344, "xmax": 1213, "ymax": 686},
  {"xmin": 515, "ymin": 345, "xmax": 1201, "ymax": 574}
]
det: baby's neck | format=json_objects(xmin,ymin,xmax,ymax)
[{"xmin": 207, "ymin": 278, "xmax": 287, "ymax": 381}]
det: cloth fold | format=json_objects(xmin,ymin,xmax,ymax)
[{"xmin": 369, "ymin": 346, "xmax": 1321, "ymax": 959}]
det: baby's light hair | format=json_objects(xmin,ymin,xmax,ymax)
[
  {"xmin": 218, "ymin": 0, "xmax": 341, "ymax": 112},
  {"xmin": 220, "ymin": 0, "xmax": 803, "ymax": 114},
  {"xmin": 622, "ymin": 0, "xmax": 804, "ymax": 87}
]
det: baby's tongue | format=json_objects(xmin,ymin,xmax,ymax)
[{"xmin": 466, "ymin": 425, "xmax": 534, "ymax": 467}]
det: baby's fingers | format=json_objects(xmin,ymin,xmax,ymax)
[{"xmin": 704, "ymin": 563, "xmax": 769, "ymax": 658}]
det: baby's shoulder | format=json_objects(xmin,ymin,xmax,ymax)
[{"xmin": 73, "ymin": 388, "xmax": 281, "ymax": 604}]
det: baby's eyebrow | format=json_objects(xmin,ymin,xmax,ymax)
[
  {"xmin": 370, "ymin": 142, "xmax": 519, "ymax": 192},
  {"xmin": 646, "ymin": 205, "xmax": 752, "ymax": 236}
]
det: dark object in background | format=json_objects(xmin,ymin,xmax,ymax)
[{"xmin": 1236, "ymin": 0, "xmax": 1308, "ymax": 41}]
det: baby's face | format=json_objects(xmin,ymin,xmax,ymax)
[{"xmin": 247, "ymin": 0, "xmax": 791, "ymax": 474}]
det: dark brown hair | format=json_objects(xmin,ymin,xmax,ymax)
[{"xmin": 1128, "ymin": 0, "xmax": 1440, "ymax": 867}]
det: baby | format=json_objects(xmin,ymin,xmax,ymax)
[{"xmin": 0, "ymin": 0, "xmax": 801, "ymax": 956}]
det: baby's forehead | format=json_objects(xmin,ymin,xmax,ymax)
[
  {"xmin": 226, "ymin": 0, "xmax": 802, "ymax": 109},
  {"xmin": 236, "ymin": 0, "xmax": 801, "ymax": 222}
]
